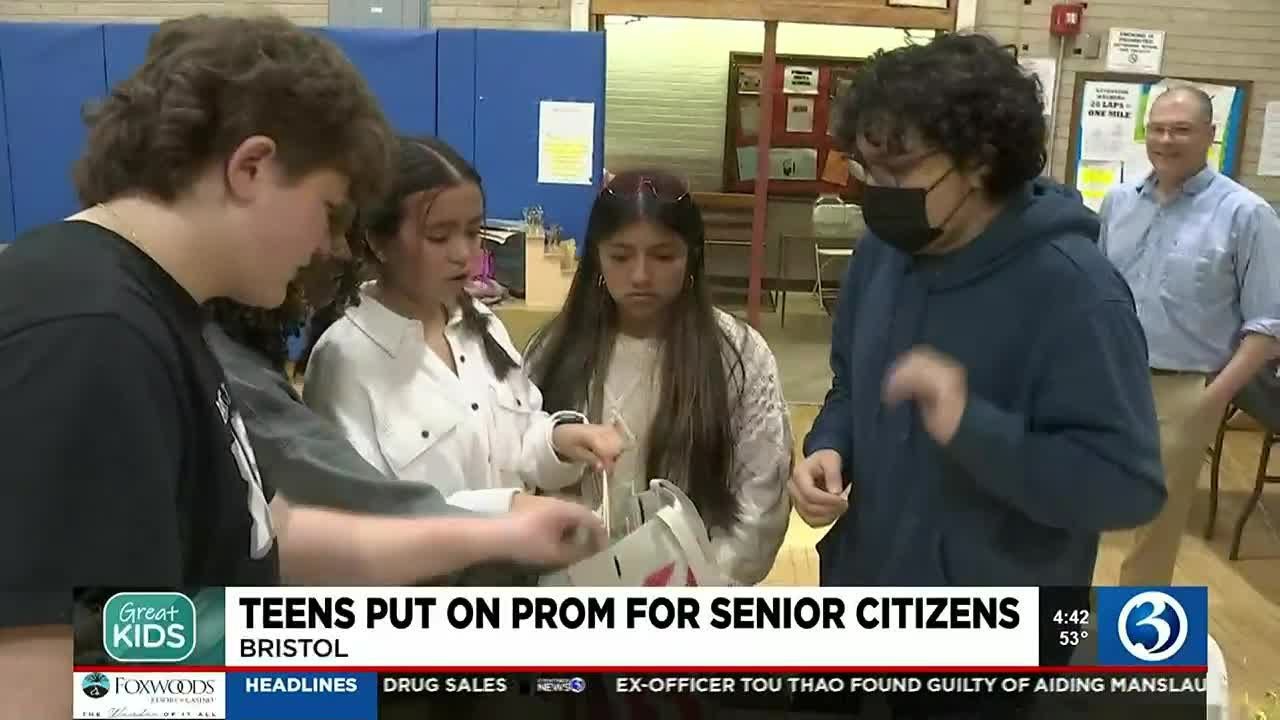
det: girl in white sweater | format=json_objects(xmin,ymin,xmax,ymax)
[{"xmin": 526, "ymin": 170, "xmax": 794, "ymax": 585}]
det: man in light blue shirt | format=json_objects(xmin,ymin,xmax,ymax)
[{"xmin": 1100, "ymin": 86, "xmax": 1280, "ymax": 585}]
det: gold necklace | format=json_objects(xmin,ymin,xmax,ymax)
[{"xmin": 94, "ymin": 202, "xmax": 139, "ymax": 245}]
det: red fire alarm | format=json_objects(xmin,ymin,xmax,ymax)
[{"xmin": 1050, "ymin": 3, "xmax": 1085, "ymax": 36}]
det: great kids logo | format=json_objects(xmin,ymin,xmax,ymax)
[{"xmin": 103, "ymin": 592, "xmax": 198, "ymax": 663}]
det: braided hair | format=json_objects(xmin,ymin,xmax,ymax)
[
  {"xmin": 351, "ymin": 135, "xmax": 516, "ymax": 379},
  {"xmin": 208, "ymin": 135, "xmax": 514, "ymax": 380}
]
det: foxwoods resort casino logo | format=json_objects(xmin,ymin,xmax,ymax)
[
  {"xmin": 72, "ymin": 672, "xmax": 226, "ymax": 720},
  {"xmin": 81, "ymin": 672, "xmax": 110, "ymax": 699}
]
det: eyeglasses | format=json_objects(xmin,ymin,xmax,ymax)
[
  {"xmin": 858, "ymin": 149, "xmax": 942, "ymax": 188},
  {"xmin": 603, "ymin": 173, "xmax": 690, "ymax": 203}
]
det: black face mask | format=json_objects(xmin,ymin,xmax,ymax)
[{"xmin": 862, "ymin": 167, "xmax": 971, "ymax": 255}]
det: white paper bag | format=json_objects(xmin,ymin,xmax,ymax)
[{"xmin": 541, "ymin": 479, "xmax": 729, "ymax": 587}]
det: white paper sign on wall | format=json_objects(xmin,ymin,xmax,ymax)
[
  {"xmin": 1019, "ymin": 57, "xmax": 1058, "ymax": 117},
  {"xmin": 1106, "ymin": 28, "xmax": 1165, "ymax": 74},
  {"xmin": 783, "ymin": 66, "xmax": 819, "ymax": 95},
  {"xmin": 1257, "ymin": 102, "xmax": 1280, "ymax": 177}
]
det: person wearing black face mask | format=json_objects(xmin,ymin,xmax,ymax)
[
  {"xmin": 788, "ymin": 34, "xmax": 1165, "ymax": 716},
  {"xmin": 859, "ymin": 161, "xmax": 972, "ymax": 254}
]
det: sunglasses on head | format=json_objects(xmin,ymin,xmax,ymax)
[{"xmin": 603, "ymin": 173, "xmax": 690, "ymax": 203}]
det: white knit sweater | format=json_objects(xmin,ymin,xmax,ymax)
[{"xmin": 534, "ymin": 309, "xmax": 793, "ymax": 585}]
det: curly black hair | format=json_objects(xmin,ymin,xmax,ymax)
[
  {"xmin": 204, "ymin": 258, "xmax": 366, "ymax": 376},
  {"xmin": 834, "ymin": 33, "xmax": 1046, "ymax": 198}
]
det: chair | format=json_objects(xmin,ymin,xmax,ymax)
[
  {"xmin": 1205, "ymin": 372, "xmax": 1280, "ymax": 560},
  {"xmin": 813, "ymin": 246, "xmax": 853, "ymax": 316}
]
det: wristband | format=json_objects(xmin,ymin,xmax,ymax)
[{"xmin": 549, "ymin": 411, "xmax": 588, "ymax": 460}]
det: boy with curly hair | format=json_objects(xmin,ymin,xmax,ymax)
[
  {"xmin": 0, "ymin": 15, "xmax": 603, "ymax": 715},
  {"xmin": 788, "ymin": 31, "xmax": 1166, "ymax": 717}
]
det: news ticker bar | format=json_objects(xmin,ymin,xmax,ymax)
[{"xmin": 72, "ymin": 670, "xmax": 1210, "ymax": 720}]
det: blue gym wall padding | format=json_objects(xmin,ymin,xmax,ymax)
[
  {"xmin": 473, "ymin": 29, "xmax": 606, "ymax": 248},
  {"xmin": 0, "ymin": 52, "xmax": 14, "ymax": 243},
  {"xmin": 0, "ymin": 22, "xmax": 605, "ymax": 251},
  {"xmin": 104, "ymin": 23, "xmax": 155, "ymax": 88},
  {"xmin": 99, "ymin": 24, "xmax": 440, "ymax": 137},
  {"xmin": 435, "ymin": 29, "xmax": 477, "ymax": 166},
  {"xmin": 320, "ymin": 28, "xmax": 437, "ymax": 137},
  {"xmin": 0, "ymin": 23, "xmax": 107, "ymax": 238}
]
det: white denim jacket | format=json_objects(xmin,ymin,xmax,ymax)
[{"xmin": 303, "ymin": 289, "xmax": 583, "ymax": 511}]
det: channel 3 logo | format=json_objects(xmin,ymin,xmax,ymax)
[
  {"xmin": 1118, "ymin": 591, "xmax": 1187, "ymax": 661},
  {"xmin": 1095, "ymin": 587, "xmax": 1207, "ymax": 666}
]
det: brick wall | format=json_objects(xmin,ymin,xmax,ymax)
[
  {"xmin": 977, "ymin": 0, "xmax": 1280, "ymax": 203},
  {"xmin": 0, "ymin": 0, "xmax": 572, "ymax": 29}
]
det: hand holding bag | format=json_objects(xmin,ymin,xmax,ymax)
[{"xmin": 540, "ymin": 476, "xmax": 730, "ymax": 587}]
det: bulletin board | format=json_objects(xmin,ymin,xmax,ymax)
[
  {"xmin": 722, "ymin": 52, "xmax": 865, "ymax": 200},
  {"xmin": 1065, "ymin": 71, "xmax": 1251, "ymax": 212}
]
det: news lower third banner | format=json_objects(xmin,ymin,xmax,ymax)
[{"xmin": 72, "ymin": 586, "xmax": 1210, "ymax": 719}]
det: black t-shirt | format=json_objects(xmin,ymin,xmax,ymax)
[{"xmin": 0, "ymin": 221, "xmax": 280, "ymax": 628}]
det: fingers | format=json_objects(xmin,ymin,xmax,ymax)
[
  {"xmin": 581, "ymin": 513, "xmax": 608, "ymax": 552},
  {"xmin": 884, "ymin": 346, "xmax": 957, "ymax": 407},
  {"xmin": 508, "ymin": 490, "xmax": 532, "ymax": 513},
  {"xmin": 515, "ymin": 503, "xmax": 604, "ymax": 568},
  {"xmin": 788, "ymin": 465, "xmax": 847, "ymax": 528},
  {"xmin": 790, "ymin": 484, "xmax": 846, "ymax": 515},
  {"xmin": 789, "ymin": 451, "xmax": 849, "ymax": 527},
  {"xmin": 817, "ymin": 455, "xmax": 845, "ymax": 495},
  {"xmin": 883, "ymin": 351, "xmax": 927, "ymax": 406},
  {"xmin": 583, "ymin": 426, "xmax": 624, "ymax": 473},
  {"xmin": 561, "ymin": 502, "xmax": 607, "ymax": 548},
  {"xmin": 553, "ymin": 506, "xmax": 607, "ymax": 565},
  {"xmin": 792, "ymin": 492, "xmax": 847, "ymax": 528}
]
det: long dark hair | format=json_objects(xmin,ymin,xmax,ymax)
[
  {"xmin": 311, "ymin": 135, "xmax": 516, "ymax": 379},
  {"xmin": 525, "ymin": 170, "xmax": 745, "ymax": 529}
]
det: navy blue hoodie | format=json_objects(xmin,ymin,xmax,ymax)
[{"xmin": 804, "ymin": 178, "xmax": 1165, "ymax": 587}]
